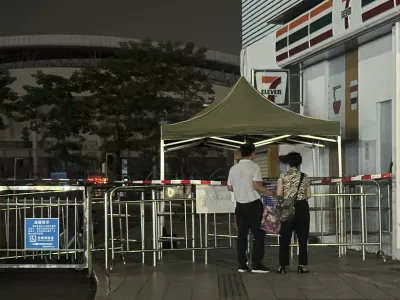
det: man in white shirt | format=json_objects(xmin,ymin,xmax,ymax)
[{"xmin": 228, "ymin": 143, "xmax": 275, "ymax": 273}]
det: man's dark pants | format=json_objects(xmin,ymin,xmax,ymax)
[{"xmin": 235, "ymin": 199, "xmax": 265, "ymax": 268}]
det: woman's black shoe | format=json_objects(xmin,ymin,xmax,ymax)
[
  {"xmin": 297, "ymin": 266, "xmax": 309, "ymax": 274},
  {"xmin": 277, "ymin": 266, "xmax": 286, "ymax": 274}
]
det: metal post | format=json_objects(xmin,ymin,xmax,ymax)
[
  {"xmin": 360, "ymin": 185, "xmax": 366, "ymax": 260},
  {"xmin": 104, "ymin": 193, "xmax": 109, "ymax": 271},
  {"xmin": 191, "ymin": 190, "xmax": 195, "ymax": 262},
  {"xmin": 343, "ymin": 186, "xmax": 347, "ymax": 256},
  {"xmin": 337, "ymin": 136, "xmax": 344, "ymax": 256},
  {"xmin": 110, "ymin": 192, "xmax": 115, "ymax": 269},
  {"xmin": 350, "ymin": 192, "xmax": 353, "ymax": 244},
  {"xmin": 160, "ymin": 140, "xmax": 165, "ymax": 180},
  {"xmin": 320, "ymin": 195, "xmax": 324, "ymax": 243},
  {"xmin": 205, "ymin": 214, "xmax": 208, "ymax": 264},
  {"xmin": 387, "ymin": 183, "xmax": 392, "ymax": 232},
  {"xmin": 377, "ymin": 184, "xmax": 383, "ymax": 255},
  {"xmin": 152, "ymin": 189, "xmax": 157, "ymax": 266},
  {"xmin": 141, "ymin": 192, "xmax": 145, "ymax": 264},
  {"xmin": 335, "ymin": 192, "xmax": 340, "ymax": 257},
  {"xmin": 86, "ymin": 187, "xmax": 93, "ymax": 277},
  {"xmin": 159, "ymin": 140, "xmax": 165, "ymax": 256},
  {"xmin": 299, "ymin": 62, "xmax": 304, "ymax": 115}
]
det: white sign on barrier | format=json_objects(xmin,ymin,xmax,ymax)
[{"xmin": 196, "ymin": 185, "xmax": 236, "ymax": 214}]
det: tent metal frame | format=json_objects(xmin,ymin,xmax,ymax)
[{"xmin": 160, "ymin": 134, "xmax": 343, "ymax": 181}]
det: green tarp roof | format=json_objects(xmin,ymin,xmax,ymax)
[{"xmin": 161, "ymin": 76, "xmax": 340, "ymax": 140}]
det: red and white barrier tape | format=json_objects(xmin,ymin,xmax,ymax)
[
  {"xmin": 0, "ymin": 173, "xmax": 391, "ymax": 185},
  {"xmin": 114, "ymin": 179, "xmax": 228, "ymax": 185},
  {"xmin": 311, "ymin": 173, "xmax": 392, "ymax": 184}
]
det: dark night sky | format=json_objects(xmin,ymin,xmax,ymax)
[{"xmin": 0, "ymin": 0, "xmax": 241, "ymax": 55}]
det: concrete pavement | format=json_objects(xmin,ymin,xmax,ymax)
[
  {"xmin": 0, "ymin": 268, "xmax": 96, "ymax": 300},
  {"xmin": 93, "ymin": 247, "xmax": 400, "ymax": 300}
]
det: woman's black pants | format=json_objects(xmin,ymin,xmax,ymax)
[{"xmin": 279, "ymin": 200, "xmax": 310, "ymax": 266}]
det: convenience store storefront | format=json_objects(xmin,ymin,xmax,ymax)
[{"xmin": 241, "ymin": 0, "xmax": 400, "ymax": 258}]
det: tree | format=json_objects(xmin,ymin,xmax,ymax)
[
  {"xmin": 16, "ymin": 71, "xmax": 94, "ymax": 174},
  {"xmin": 75, "ymin": 39, "xmax": 214, "ymax": 179},
  {"xmin": 0, "ymin": 68, "xmax": 18, "ymax": 130}
]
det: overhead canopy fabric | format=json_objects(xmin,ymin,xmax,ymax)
[{"xmin": 161, "ymin": 77, "xmax": 340, "ymax": 140}]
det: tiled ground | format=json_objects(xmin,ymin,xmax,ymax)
[{"xmin": 105, "ymin": 247, "xmax": 400, "ymax": 300}]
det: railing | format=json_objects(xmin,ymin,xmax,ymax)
[
  {"xmin": 103, "ymin": 175, "xmax": 392, "ymax": 270},
  {"xmin": 0, "ymin": 185, "xmax": 92, "ymax": 274},
  {"xmin": 0, "ymin": 173, "xmax": 392, "ymax": 274}
]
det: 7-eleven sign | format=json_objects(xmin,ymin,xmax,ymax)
[{"xmin": 251, "ymin": 69, "xmax": 289, "ymax": 106}]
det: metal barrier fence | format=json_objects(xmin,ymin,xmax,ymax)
[
  {"xmin": 0, "ymin": 175, "xmax": 392, "ymax": 274},
  {"xmin": 103, "ymin": 177, "xmax": 392, "ymax": 270},
  {"xmin": 0, "ymin": 185, "xmax": 92, "ymax": 274}
]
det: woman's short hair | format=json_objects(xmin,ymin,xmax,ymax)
[
  {"xmin": 240, "ymin": 143, "xmax": 255, "ymax": 157},
  {"xmin": 285, "ymin": 152, "xmax": 302, "ymax": 168}
]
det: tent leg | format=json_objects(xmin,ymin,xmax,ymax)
[
  {"xmin": 160, "ymin": 140, "xmax": 165, "ymax": 180},
  {"xmin": 337, "ymin": 136, "xmax": 343, "ymax": 178},
  {"xmin": 337, "ymin": 136, "xmax": 344, "ymax": 256}
]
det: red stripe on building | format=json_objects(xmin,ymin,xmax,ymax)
[
  {"xmin": 350, "ymin": 85, "xmax": 358, "ymax": 92},
  {"xmin": 362, "ymin": 0, "xmax": 394, "ymax": 22},
  {"xmin": 310, "ymin": 29, "xmax": 333, "ymax": 47},
  {"xmin": 289, "ymin": 42, "xmax": 309, "ymax": 56},
  {"xmin": 276, "ymin": 52, "xmax": 289, "ymax": 62}
]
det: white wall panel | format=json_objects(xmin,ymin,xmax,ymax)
[
  {"xmin": 242, "ymin": 0, "xmax": 302, "ymax": 48},
  {"xmin": 241, "ymin": 33, "xmax": 279, "ymax": 80},
  {"xmin": 358, "ymin": 34, "xmax": 392, "ymax": 175}
]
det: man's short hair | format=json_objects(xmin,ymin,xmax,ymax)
[{"xmin": 240, "ymin": 143, "xmax": 255, "ymax": 157}]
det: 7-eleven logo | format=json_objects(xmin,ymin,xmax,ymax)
[
  {"xmin": 341, "ymin": 0, "xmax": 352, "ymax": 30},
  {"xmin": 261, "ymin": 76, "xmax": 282, "ymax": 103}
]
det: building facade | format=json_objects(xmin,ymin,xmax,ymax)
[{"xmin": 241, "ymin": 0, "xmax": 399, "ymax": 259}]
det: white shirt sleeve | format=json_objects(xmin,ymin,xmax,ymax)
[
  {"xmin": 227, "ymin": 168, "xmax": 233, "ymax": 186},
  {"xmin": 253, "ymin": 165, "xmax": 262, "ymax": 181}
]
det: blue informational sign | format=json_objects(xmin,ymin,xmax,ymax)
[
  {"xmin": 263, "ymin": 182, "xmax": 278, "ymax": 208},
  {"xmin": 25, "ymin": 218, "xmax": 59, "ymax": 250}
]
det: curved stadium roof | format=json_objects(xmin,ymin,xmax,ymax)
[{"xmin": 0, "ymin": 0, "xmax": 240, "ymax": 55}]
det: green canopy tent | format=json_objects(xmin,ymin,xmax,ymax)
[{"xmin": 160, "ymin": 76, "xmax": 342, "ymax": 180}]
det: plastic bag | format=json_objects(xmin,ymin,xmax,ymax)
[{"xmin": 260, "ymin": 205, "xmax": 281, "ymax": 234}]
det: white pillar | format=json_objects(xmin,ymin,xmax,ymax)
[{"xmin": 394, "ymin": 22, "xmax": 400, "ymax": 254}]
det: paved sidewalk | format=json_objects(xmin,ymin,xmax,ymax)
[
  {"xmin": 98, "ymin": 247, "xmax": 400, "ymax": 300},
  {"xmin": 0, "ymin": 268, "xmax": 96, "ymax": 300}
]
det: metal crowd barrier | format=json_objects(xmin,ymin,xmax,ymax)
[
  {"xmin": 0, "ymin": 185, "xmax": 93, "ymax": 275},
  {"xmin": 0, "ymin": 176, "xmax": 392, "ymax": 274},
  {"xmin": 103, "ymin": 178, "xmax": 391, "ymax": 270}
]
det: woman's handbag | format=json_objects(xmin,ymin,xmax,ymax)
[{"xmin": 277, "ymin": 173, "xmax": 304, "ymax": 223}]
